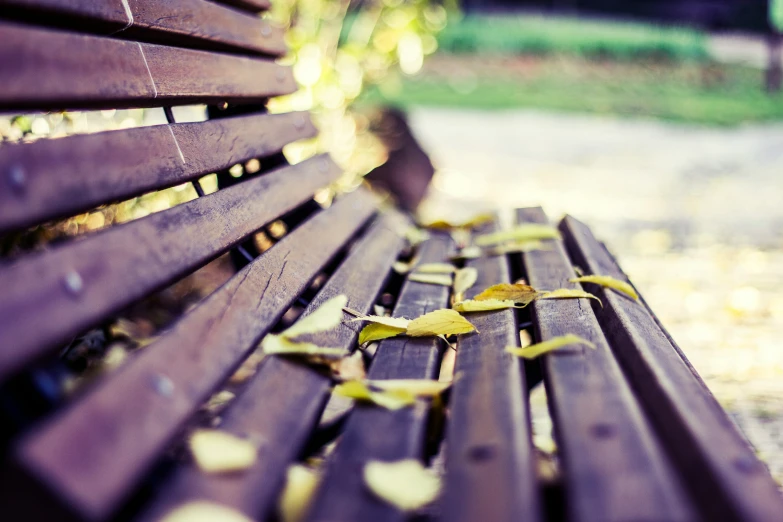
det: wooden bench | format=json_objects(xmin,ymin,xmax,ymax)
[{"xmin": 1, "ymin": 2, "xmax": 783, "ymax": 521}]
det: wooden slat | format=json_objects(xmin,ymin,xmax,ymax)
[
  {"xmin": 139, "ymin": 211, "xmax": 408, "ymax": 522},
  {"xmin": 441, "ymin": 219, "xmax": 542, "ymax": 522},
  {"xmin": 306, "ymin": 233, "xmax": 453, "ymax": 522},
  {"xmin": 0, "ymin": 155, "xmax": 340, "ymax": 383},
  {"xmin": 0, "ymin": 22, "xmax": 295, "ymax": 111},
  {"xmin": 212, "ymin": 0, "xmax": 271, "ymax": 13},
  {"xmin": 0, "ymin": 0, "xmax": 285, "ymax": 56},
  {"xmin": 10, "ymin": 189, "xmax": 378, "ymax": 522},
  {"xmin": 516, "ymin": 207, "xmax": 695, "ymax": 522},
  {"xmin": 0, "ymin": 111, "xmax": 317, "ymax": 233},
  {"xmin": 560, "ymin": 215, "xmax": 783, "ymax": 522}
]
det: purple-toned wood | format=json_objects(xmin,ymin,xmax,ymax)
[
  {"xmin": 0, "ymin": 0, "xmax": 129, "ymax": 31},
  {"xmin": 516, "ymin": 207, "xmax": 695, "ymax": 522},
  {"xmin": 0, "ymin": 155, "xmax": 340, "ymax": 383},
  {"xmin": 0, "ymin": 112, "xmax": 317, "ymax": 233},
  {"xmin": 212, "ymin": 0, "xmax": 271, "ymax": 13},
  {"xmin": 560, "ymin": 215, "xmax": 783, "ymax": 522},
  {"xmin": 11, "ymin": 189, "xmax": 378, "ymax": 522},
  {"xmin": 306, "ymin": 233, "xmax": 454, "ymax": 522},
  {"xmin": 0, "ymin": 22, "xmax": 296, "ymax": 111},
  {"xmin": 441, "ymin": 218, "xmax": 542, "ymax": 522}
]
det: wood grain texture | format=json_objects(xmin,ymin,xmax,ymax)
[
  {"xmin": 441, "ymin": 219, "xmax": 542, "ymax": 522},
  {"xmin": 560, "ymin": 215, "xmax": 783, "ymax": 522},
  {"xmin": 516, "ymin": 207, "xmax": 695, "ymax": 522},
  {"xmin": 0, "ymin": 155, "xmax": 340, "ymax": 383},
  {"xmin": 138, "ymin": 210, "xmax": 409, "ymax": 522},
  {"xmin": 0, "ymin": 22, "xmax": 296, "ymax": 111},
  {"xmin": 0, "ymin": 0, "xmax": 129, "ymax": 31},
  {"xmin": 306, "ymin": 233, "xmax": 454, "ymax": 522},
  {"xmin": 12, "ymin": 189, "xmax": 378, "ymax": 522},
  {"xmin": 0, "ymin": 112, "xmax": 317, "ymax": 233}
]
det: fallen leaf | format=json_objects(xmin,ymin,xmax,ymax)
[
  {"xmin": 358, "ymin": 323, "xmax": 407, "ymax": 345},
  {"xmin": 450, "ymin": 246, "xmax": 482, "ymax": 261},
  {"xmin": 350, "ymin": 315, "xmax": 411, "ymax": 329},
  {"xmin": 420, "ymin": 213, "xmax": 494, "ymax": 230},
  {"xmin": 228, "ymin": 351, "xmax": 265, "ymax": 384},
  {"xmin": 279, "ymin": 465, "xmax": 320, "ymax": 522},
  {"xmin": 453, "ymin": 267, "xmax": 478, "ymax": 300},
  {"xmin": 202, "ymin": 390, "xmax": 235, "ymax": 414},
  {"xmin": 408, "ymin": 273, "xmax": 453, "ymax": 286},
  {"xmin": 475, "ymin": 224, "xmax": 561, "ymax": 247},
  {"xmin": 368, "ymin": 379, "xmax": 451, "ymax": 397},
  {"xmin": 538, "ymin": 288, "xmax": 602, "ymax": 306},
  {"xmin": 474, "ymin": 283, "xmax": 539, "ymax": 305},
  {"xmin": 452, "ymin": 299, "xmax": 516, "ymax": 312},
  {"xmin": 331, "ymin": 350, "xmax": 366, "ymax": 381},
  {"xmin": 282, "ymin": 295, "xmax": 348, "ymax": 339},
  {"xmin": 505, "ymin": 334, "xmax": 596, "ymax": 359},
  {"xmin": 262, "ymin": 334, "xmax": 345, "ymax": 357},
  {"xmin": 449, "ymin": 228, "xmax": 471, "ymax": 248},
  {"xmin": 569, "ymin": 275, "xmax": 639, "ymax": 300},
  {"xmin": 404, "ymin": 227, "xmax": 429, "ymax": 247},
  {"xmin": 414, "ymin": 263, "xmax": 456, "ymax": 274},
  {"xmin": 488, "ymin": 240, "xmax": 550, "ymax": 255},
  {"xmin": 407, "ymin": 309, "xmax": 477, "ymax": 337},
  {"xmin": 189, "ymin": 429, "xmax": 257, "ymax": 474},
  {"xmin": 160, "ymin": 501, "xmax": 253, "ymax": 522},
  {"xmin": 363, "ymin": 460, "xmax": 441, "ymax": 511},
  {"xmin": 333, "ymin": 380, "xmax": 415, "ymax": 410}
]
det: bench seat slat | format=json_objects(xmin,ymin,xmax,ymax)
[
  {"xmin": 13, "ymin": 189, "xmax": 378, "ymax": 522},
  {"xmin": 139, "ymin": 211, "xmax": 408, "ymax": 522},
  {"xmin": 441, "ymin": 219, "xmax": 542, "ymax": 522},
  {"xmin": 0, "ymin": 155, "xmax": 340, "ymax": 382},
  {"xmin": 560, "ymin": 215, "xmax": 783, "ymax": 522},
  {"xmin": 516, "ymin": 207, "xmax": 695, "ymax": 522},
  {"xmin": 0, "ymin": 0, "xmax": 129, "ymax": 30},
  {"xmin": 0, "ymin": 111, "xmax": 317, "ymax": 233},
  {"xmin": 0, "ymin": 22, "xmax": 295, "ymax": 111},
  {"xmin": 306, "ymin": 233, "xmax": 453, "ymax": 522},
  {"xmin": 212, "ymin": 0, "xmax": 271, "ymax": 13}
]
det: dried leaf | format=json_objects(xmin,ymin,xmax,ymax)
[
  {"xmin": 450, "ymin": 246, "xmax": 483, "ymax": 261},
  {"xmin": 420, "ymin": 213, "xmax": 493, "ymax": 230},
  {"xmin": 282, "ymin": 295, "xmax": 348, "ymax": 339},
  {"xmin": 453, "ymin": 267, "xmax": 478, "ymax": 298},
  {"xmin": 368, "ymin": 379, "xmax": 451, "ymax": 397},
  {"xmin": 358, "ymin": 323, "xmax": 406, "ymax": 345},
  {"xmin": 569, "ymin": 275, "xmax": 639, "ymax": 300},
  {"xmin": 505, "ymin": 334, "xmax": 596, "ymax": 359},
  {"xmin": 393, "ymin": 261, "xmax": 412, "ymax": 274},
  {"xmin": 350, "ymin": 315, "xmax": 411, "ymax": 329},
  {"xmin": 488, "ymin": 240, "xmax": 550, "ymax": 255},
  {"xmin": 160, "ymin": 501, "xmax": 253, "ymax": 522},
  {"xmin": 333, "ymin": 380, "xmax": 415, "ymax": 410},
  {"xmin": 414, "ymin": 263, "xmax": 456, "ymax": 274},
  {"xmin": 474, "ymin": 283, "xmax": 539, "ymax": 305},
  {"xmin": 363, "ymin": 460, "xmax": 441, "ymax": 511},
  {"xmin": 538, "ymin": 288, "xmax": 602, "ymax": 306},
  {"xmin": 408, "ymin": 273, "xmax": 453, "ymax": 286},
  {"xmin": 262, "ymin": 334, "xmax": 345, "ymax": 357},
  {"xmin": 475, "ymin": 224, "xmax": 561, "ymax": 247},
  {"xmin": 189, "ymin": 429, "xmax": 257, "ymax": 474},
  {"xmin": 407, "ymin": 309, "xmax": 477, "ymax": 337},
  {"xmin": 452, "ymin": 299, "xmax": 516, "ymax": 312},
  {"xmin": 202, "ymin": 390, "xmax": 235, "ymax": 414},
  {"xmin": 330, "ymin": 350, "xmax": 366, "ymax": 381},
  {"xmin": 404, "ymin": 227, "xmax": 429, "ymax": 247},
  {"xmin": 279, "ymin": 465, "xmax": 319, "ymax": 522}
]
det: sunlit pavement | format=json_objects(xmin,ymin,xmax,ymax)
[{"xmin": 410, "ymin": 107, "xmax": 783, "ymax": 483}]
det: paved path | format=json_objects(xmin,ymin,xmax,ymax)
[{"xmin": 410, "ymin": 107, "xmax": 783, "ymax": 484}]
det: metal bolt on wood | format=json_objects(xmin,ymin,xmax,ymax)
[
  {"xmin": 8, "ymin": 164, "xmax": 26, "ymax": 192},
  {"xmin": 151, "ymin": 374, "xmax": 174, "ymax": 397},
  {"xmin": 63, "ymin": 271, "xmax": 83, "ymax": 296}
]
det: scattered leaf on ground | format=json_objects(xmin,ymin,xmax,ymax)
[
  {"xmin": 407, "ymin": 309, "xmax": 477, "ymax": 337},
  {"xmin": 408, "ymin": 273, "xmax": 453, "ymax": 286},
  {"xmin": 414, "ymin": 263, "xmax": 456, "ymax": 274},
  {"xmin": 569, "ymin": 275, "xmax": 639, "ymax": 300},
  {"xmin": 279, "ymin": 465, "xmax": 320, "ymax": 522},
  {"xmin": 452, "ymin": 299, "xmax": 516, "ymax": 312},
  {"xmin": 160, "ymin": 501, "xmax": 253, "ymax": 522},
  {"xmin": 538, "ymin": 288, "xmax": 602, "ymax": 306},
  {"xmin": 363, "ymin": 460, "xmax": 442, "ymax": 511},
  {"xmin": 333, "ymin": 380, "xmax": 415, "ymax": 410},
  {"xmin": 367, "ymin": 379, "xmax": 451, "ymax": 397},
  {"xmin": 189, "ymin": 429, "xmax": 257, "ymax": 474},
  {"xmin": 505, "ymin": 334, "xmax": 597, "ymax": 359},
  {"xmin": 475, "ymin": 224, "xmax": 561, "ymax": 247},
  {"xmin": 358, "ymin": 323, "xmax": 407, "ymax": 345},
  {"xmin": 453, "ymin": 267, "xmax": 478, "ymax": 301},
  {"xmin": 282, "ymin": 295, "xmax": 348, "ymax": 339},
  {"xmin": 262, "ymin": 334, "xmax": 345, "ymax": 357},
  {"xmin": 474, "ymin": 283, "xmax": 539, "ymax": 305}
]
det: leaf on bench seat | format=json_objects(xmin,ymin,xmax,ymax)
[
  {"xmin": 332, "ymin": 380, "xmax": 416, "ymax": 410},
  {"xmin": 282, "ymin": 295, "xmax": 349, "ymax": 338},
  {"xmin": 452, "ymin": 299, "xmax": 517, "ymax": 312},
  {"xmin": 279, "ymin": 465, "xmax": 320, "ymax": 522},
  {"xmin": 474, "ymin": 283, "xmax": 539, "ymax": 305},
  {"xmin": 407, "ymin": 309, "xmax": 477, "ymax": 336},
  {"xmin": 160, "ymin": 501, "xmax": 254, "ymax": 522},
  {"xmin": 505, "ymin": 334, "xmax": 597, "ymax": 360},
  {"xmin": 453, "ymin": 267, "xmax": 478, "ymax": 302},
  {"xmin": 569, "ymin": 275, "xmax": 639, "ymax": 300},
  {"xmin": 419, "ymin": 213, "xmax": 494, "ymax": 230},
  {"xmin": 363, "ymin": 459, "xmax": 442, "ymax": 511},
  {"xmin": 358, "ymin": 323, "xmax": 407, "ymax": 345},
  {"xmin": 538, "ymin": 288, "xmax": 602, "ymax": 306},
  {"xmin": 367, "ymin": 379, "xmax": 451, "ymax": 397},
  {"xmin": 408, "ymin": 273, "xmax": 454, "ymax": 286},
  {"xmin": 475, "ymin": 223, "xmax": 561, "ymax": 247},
  {"xmin": 189, "ymin": 429, "xmax": 258, "ymax": 474},
  {"xmin": 414, "ymin": 262, "xmax": 457, "ymax": 274}
]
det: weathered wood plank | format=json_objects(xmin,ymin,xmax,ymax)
[
  {"xmin": 306, "ymin": 233, "xmax": 454, "ymax": 522},
  {"xmin": 441, "ymin": 219, "xmax": 542, "ymax": 522},
  {"xmin": 0, "ymin": 22, "xmax": 295, "ymax": 111},
  {"xmin": 11, "ymin": 189, "xmax": 378, "ymax": 522},
  {"xmin": 139, "ymin": 211, "xmax": 409, "ymax": 522},
  {"xmin": 516, "ymin": 207, "xmax": 695, "ymax": 522},
  {"xmin": 560, "ymin": 215, "xmax": 783, "ymax": 522},
  {"xmin": 0, "ymin": 112, "xmax": 317, "ymax": 233},
  {"xmin": 0, "ymin": 0, "xmax": 128, "ymax": 31},
  {"xmin": 0, "ymin": 155, "xmax": 340, "ymax": 383}
]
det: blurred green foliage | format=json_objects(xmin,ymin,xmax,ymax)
[{"xmin": 772, "ymin": 0, "xmax": 783, "ymax": 32}]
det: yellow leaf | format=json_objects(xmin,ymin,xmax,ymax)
[
  {"xmin": 488, "ymin": 240, "xmax": 550, "ymax": 255},
  {"xmin": 279, "ymin": 465, "xmax": 319, "ymax": 522},
  {"xmin": 404, "ymin": 227, "xmax": 429, "ymax": 247},
  {"xmin": 160, "ymin": 501, "xmax": 253, "ymax": 522},
  {"xmin": 350, "ymin": 315, "xmax": 411, "ymax": 329},
  {"xmin": 393, "ymin": 261, "xmax": 412, "ymax": 274},
  {"xmin": 450, "ymin": 246, "xmax": 482, "ymax": 261},
  {"xmin": 358, "ymin": 323, "xmax": 407, "ymax": 345},
  {"xmin": 453, "ymin": 267, "xmax": 478, "ymax": 299},
  {"xmin": 407, "ymin": 309, "xmax": 477, "ymax": 337},
  {"xmin": 475, "ymin": 224, "xmax": 561, "ymax": 247},
  {"xmin": 474, "ymin": 283, "xmax": 539, "ymax": 305},
  {"xmin": 538, "ymin": 288, "xmax": 602, "ymax": 306},
  {"xmin": 282, "ymin": 295, "xmax": 348, "ymax": 339},
  {"xmin": 408, "ymin": 273, "xmax": 453, "ymax": 286},
  {"xmin": 452, "ymin": 299, "xmax": 516, "ymax": 312},
  {"xmin": 262, "ymin": 334, "xmax": 345, "ymax": 357},
  {"xmin": 415, "ymin": 263, "xmax": 456, "ymax": 274},
  {"xmin": 363, "ymin": 460, "xmax": 441, "ymax": 511},
  {"xmin": 420, "ymin": 213, "xmax": 494, "ymax": 230},
  {"xmin": 367, "ymin": 379, "xmax": 451, "ymax": 397},
  {"xmin": 569, "ymin": 275, "xmax": 639, "ymax": 300},
  {"xmin": 189, "ymin": 429, "xmax": 257, "ymax": 474},
  {"xmin": 333, "ymin": 380, "xmax": 415, "ymax": 410},
  {"xmin": 330, "ymin": 350, "xmax": 366, "ymax": 381},
  {"xmin": 505, "ymin": 334, "xmax": 596, "ymax": 359}
]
